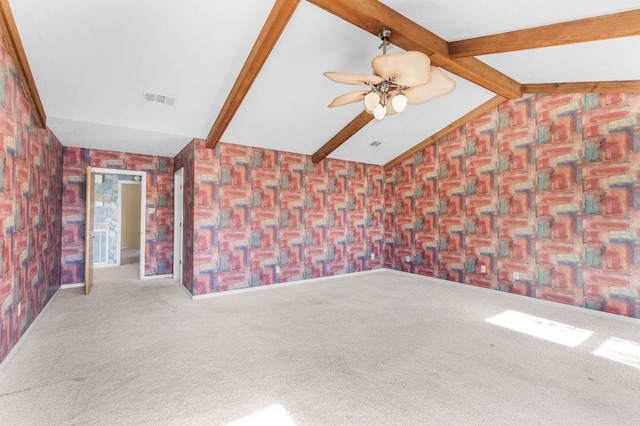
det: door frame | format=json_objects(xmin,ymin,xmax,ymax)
[
  {"xmin": 84, "ymin": 166, "xmax": 95, "ymax": 295},
  {"xmin": 91, "ymin": 167, "xmax": 147, "ymax": 280},
  {"xmin": 173, "ymin": 167, "xmax": 184, "ymax": 284},
  {"xmin": 116, "ymin": 180, "xmax": 142, "ymax": 266}
]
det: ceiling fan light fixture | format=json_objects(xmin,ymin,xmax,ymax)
[
  {"xmin": 373, "ymin": 103, "xmax": 386, "ymax": 120},
  {"xmin": 364, "ymin": 91, "xmax": 381, "ymax": 111},
  {"xmin": 324, "ymin": 29, "xmax": 455, "ymax": 120},
  {"xmin": 391, "ymin": 93, "xmax": 407, "ymax": 113}
]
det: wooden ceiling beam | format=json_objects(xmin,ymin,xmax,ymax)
[
  {"xmin": 0, "ymin": 0, "xmax": 45, "ymax": 128},
  {"xmin": 311, "ymin": 111, "xmax": 373, "ymax": 163},
  {"xmin": 384, "ymin": 95, "xmax": 505, "ymax": 171},
  {"xmin": 522, "ymin": 81, "xmax": 640, "ymax": 94},
  {"xmin": 306, "ymin": 0, "xmax": 522, "ymax": 99},
  {"xmin": 450, "ymin": 9, "xmax": 640, "ymax": 58},
  {"xmin": 205, "ymin": 0, "xmax": 300, "ymax": 149}
]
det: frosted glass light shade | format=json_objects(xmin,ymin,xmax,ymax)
[
  {"xmin": 364, "ymin": 92, "xmax": 381, "ymax": 111},
  {"xmin": 373, "ymin": 104, "xmax": 386, "ymax": 120},
  {"xmin": 391, "ymin": 93, "xmax": 407, "ymax": 112}
]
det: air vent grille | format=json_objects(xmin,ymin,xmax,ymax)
[
  {"xmin": 143, "ymin": 91, "xmax": 176, "ymax": 106},
  {"xmin": 370, "ymin": 141, "xmax": 383, "ymax": 147}
]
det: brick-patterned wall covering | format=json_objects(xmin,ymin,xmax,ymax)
[
  {"xmin": 186, "ymin": 140, "xmax": 384, "ymax": 296},
  {"xmin": 173, "ymin": 140, "xmax": 195, "ymax": 293},
  {"xmin": 61, "ymin": 147, "xmax": 174, "ymax": 283},
  {"xmin": 0, "ymin": 35, "xmax": 63, "ymax": 361},
  {"xmin": 385, "ymin": 93, "xmax": 640, "ymax": 318}
]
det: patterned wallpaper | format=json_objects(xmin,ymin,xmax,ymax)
[
  {"xmin": 61, "ymin": 148, "xmax": 174, "ymax": 283},
  {"xmin": 173, "ymin": 140, "xmax": 195, "ymax": 293},
  {"xmin": 179, "ymin": 140, "xmax": 385, "ymax": 296},
  {"xmin": 385, "ymin": 93, "xmax": 640, "ymax": 318},
  {"xmin": 0, "ymin": 35, "xmax": 63, "ymax": 362}
]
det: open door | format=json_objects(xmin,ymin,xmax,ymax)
[{"xmin": 84, "ymin": 166, "xmax": 95, "ymax": 295}]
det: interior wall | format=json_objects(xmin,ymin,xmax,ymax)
[
  {"xmin": 385, "ymin": 93, "xmax": 640, "ymax": 319},
  {"xmin": 182, "ymin": 139, "xmax": 385, "ymax": 296},
  {"xmin": 120, "ymin": 183, "xmax": 141, "ymax": 249},
  {"xmin": 173, "ymin": 140, "xmax": 195, "ymax": 293},
  {"xmin": 0, "ymin": 35, "xmax": 63, "ymax": 362},
  {"xmin": 61, "ymin": 148, "xmax": 174, "ymax": 283}
]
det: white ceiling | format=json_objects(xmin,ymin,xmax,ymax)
[{"xmin": 9, "ymin": 0, "xmax": 640, "ymax": 164}]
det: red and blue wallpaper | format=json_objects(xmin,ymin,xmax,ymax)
[
  {"xmin": 61, "ymin": 148, "xmax": 174, "ymax": 283},
  {"xmin": 385, "ymin": 93, "xmax": 640, "ymax": 318},
  {"xmin": 177, "ymin": 140, "xmax": 385, "ymax": 296},
  {"xmin": 0, "ymin": 35, "xmax": 63, "ymax": 361}
]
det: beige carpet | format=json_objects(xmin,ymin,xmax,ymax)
[{"xmin": 1, "ymin": 268, "xmax": 639, "ymax": 425}]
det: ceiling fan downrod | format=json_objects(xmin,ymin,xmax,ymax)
[{"xmin": 378, "ymin": 28, "xmax": 392, "ymax": 55}]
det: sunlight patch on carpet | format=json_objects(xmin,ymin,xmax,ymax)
[
  {"xmin": 486, "ymin": 310, "xmax": 593, "ymax": 347},
  {"xmin": 593, "ymin": 337, "xmax": 640, "ymax": 370},
  {"xmin": 227, "ymin": 404, "xmax": 296, "ymax": 426}
]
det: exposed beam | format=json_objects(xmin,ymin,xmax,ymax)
[
  {"xmin": 312, "ymin": 111, "xmax": 373, "ymax": 163},
  {"xmin": 430, "ymin": 54, "xmax": 521, "ymax": 99},
  {"xmin": 450, "ymin": 9, "xmax": 640, "ymax": 58},
  {"xmin": 205, "ymin": 0, "xmax": 300, "ymax": 149},
  {"xmin": 522, "ymin": 81, "xmax": 640, "ymax": 94},
  {"xmin": 0, "ymin": 0, "xmax": 45, "ymax": 128},
  {"xmin": 306, "ymin": 0, "xmax": 521, "ymax": 99},
  {"xmin": 384, "ymin": 96, "xmax": 505, "ymax": 171}
]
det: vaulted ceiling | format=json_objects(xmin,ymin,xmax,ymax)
[{"xmin": 7, "ymin": 0, "xmax": 640, "ymax": 167}]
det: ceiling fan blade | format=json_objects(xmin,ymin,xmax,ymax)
[
  {"xmin": 323, "ymin": 72, "xmax": 384, "ymax": 85},
  {"xmin": 404, "ymin": 67, "xmax": 456, "ymax": 105},
  {"xmin": 371, "ymin": 51, "xmax": 431, "ymax": 87},
  {"xmin": 328, "ymin": 91, "xmax": 368, "ymax": 107}
]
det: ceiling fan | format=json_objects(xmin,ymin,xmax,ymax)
[{"xmin": 324, "ymin": 29, "xmax": 456, "ymax": 120}]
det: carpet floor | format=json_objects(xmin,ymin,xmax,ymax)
[{"xmin": 0, "ymin": 267, "xmax": 639, "ymax": 425}]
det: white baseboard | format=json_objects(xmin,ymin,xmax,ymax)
[
  {"xmin": 180, "ymin": 283, "xmax": 194, "ymax": 298},
  {"xmin": 385, "ymin": 268, "xmax": 640, "ymax": 324},
  {"xmin": 142, "ymin": 274, "xmax": 173, "ymax": 280},
  {"xmin": 192, "ymin": 268, "xmax": 385, "ymax": 301},
  {"xmin": 61, "ymin": 283, "xmax": 84, "ymax": 289},
  {"xmin": 0, "ymin": 288, "xmax": 61, "ymax": 375}
]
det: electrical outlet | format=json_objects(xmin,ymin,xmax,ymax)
[
  {"xmin": 513, "ymin": 271, "xmax": 520, "ymax": 280},
  {"xmin": 370, "ymin": 253, "xmax": 375, "ymax": 260},
  {"xmin": 17, "ymin": 302, "xmax": 21, "ymax": 316},
  {"xmin": 480, "ymin": 265, "xmax": 486, "ymax": 274},
  {"xmin": 275, "ymin": 265, "xmax": 280, "ymax": 274}
]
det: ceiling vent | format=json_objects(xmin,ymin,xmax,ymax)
[
  {"xmin": 143, "ymin": 91, "xmax": 176, "ymax": 106},
  {"xmin": 370, "ymin": 141, "xmax": 384, "ymax": 148}
]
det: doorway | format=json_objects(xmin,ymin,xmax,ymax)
[
  {"xmin": 117, "ymin": 181, "xmax": 142, "ymax": 266},
  {"xmin": 173, "ymin": 168, "xmax": 184, "ymax": 285},
  {"xmin": 85, "ymin": 167, "xmax": 147, "ymax": 291}
]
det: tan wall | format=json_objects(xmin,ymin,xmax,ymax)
[{"xmin": 120, "ymin": 183, "xmax": 141, "ymax": 248}]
